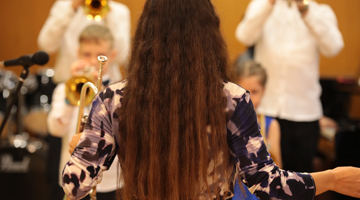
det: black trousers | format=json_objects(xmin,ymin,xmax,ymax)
[
  {"xmin": 47, "ymin": 135, "xmax": 63, "ymax": 200},
  {"xmin": 276, "ymin": 118, "xmax": 320, "ymax": 172}
]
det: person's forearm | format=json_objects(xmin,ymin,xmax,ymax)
[
  {"xmin": 47, "ymin": 85, "xmax": 76, "ymax": 137},
  {"xmin": 311, "ymin": 167, "xmax": 360, "ymax": 198},
  {"xmin": 302, "ymin": 3, "xmax": 344, "ymax": 57},
  {"xmin": 235, "ymin": 0, "xmax": 274, "ymax": 46},
  {"xmin": 310, "ymin": 169, "xmax": 334, "ymax": 195},
  {"xmin": 38, "ymin": 1, "xmax": 75, "ymax": 53},
  {"xmin": 105, "ymin": 3, "xmax": 131, "ymax": 65}
]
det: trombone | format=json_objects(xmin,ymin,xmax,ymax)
[{"xmin": 66, "ymin": 55, "xmax": 107, "ymax": 200}]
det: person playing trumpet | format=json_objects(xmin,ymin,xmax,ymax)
[
  {"xmin": 38, "ymin": 0, "xmax": 130, "ymax": 84},
  {"xmin": 47, "ymin": 24, "xmax": 122, "ymax": 200},
  {"xmin": 235, "ymin": 0, "xmax": 344, "ymax": 173}
]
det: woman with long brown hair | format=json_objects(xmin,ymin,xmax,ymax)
[{"xmin": 63, "ymin": 0, "xmax": 360, "ymax": 199}]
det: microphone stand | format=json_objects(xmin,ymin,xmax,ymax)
[{"xmin": 0, "ymin": 66, "xmax": 29, "ymax": 137}]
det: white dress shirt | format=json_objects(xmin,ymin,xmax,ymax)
[
  {"xmin": 235, "ymin": 0, "xmax": 344, "ymax": 122},
  {"xmin": 38, "ymin": 0, "xmax": 130, "ymax": 84},
  {"xmin": 47, "ymin": 75, "xmax": 123, "ymax": 192}
]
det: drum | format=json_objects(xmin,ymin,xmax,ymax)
[
  {"xmin": 23, "ymin": 68, "xmax": 57, "ymax": 137},
  {"xmin": 0, "ymin": 133, "xmax": 49, "ymax": 200}
]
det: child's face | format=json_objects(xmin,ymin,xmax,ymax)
[
  {"xmin": 78, "ymin": 39, "xmax": 116, "ymax": 74},
  {"xmin": 238, "ymin": 75, "xmax": 265, "ymax": 110}
]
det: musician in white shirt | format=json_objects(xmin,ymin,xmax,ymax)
[
  {"xmin": 38, "ymin": 0, "xmax": 130, "ymax": 84},
  {"xmin": 235, "ymin": 0, "xmax": 344, "ymax": 172}
]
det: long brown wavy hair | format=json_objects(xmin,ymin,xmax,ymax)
[{"xmin": 118, "ymin": 0, "xmax": 231, "ymax": 199}]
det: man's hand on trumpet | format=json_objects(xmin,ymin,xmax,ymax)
[
  {"xmin": 70, "ymin": 59, "xmax": 99, "ymax": 82},
  {"xmin": 269, "ymin": 0, "xmax": 310, "ymax": 16},
  {"xmin": 72, "ymin": 0, "xmax": 85, "ymax": 11}
]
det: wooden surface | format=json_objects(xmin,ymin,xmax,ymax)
[{"xmin": 0, "ymin": 0, "xmax": 359, "ymax": 79}]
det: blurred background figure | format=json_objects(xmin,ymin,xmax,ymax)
[
  {"xmin": 47, "ymin": 24, "xmax": 122, "ymax": 200},
  {"xmin": 235, "ymin": 60, "xmax": 282, "ymax": 168},
  {"xmin": 235, "ymin": 0, "xmax": 344, "ymax": 172},
  {"xmin": 232, "ymin": 59, "xmax": 282, "ymax": 200},
  {"xmin": 38, "ymin": 0, "xmax": 130, "ymax": 84}
]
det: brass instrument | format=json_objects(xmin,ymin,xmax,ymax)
[
  {"xmin": 65, "ymin": 66, "xmax": 97, "ymax": 106},
  {"xmin": 284, "ymin": 0, "xmax": 309, "ymax": 7},
  {"xmin": 83, "ymin": 0, "xmax": 110, "ymax": 21},
  {"xmin": 75, "ymin": 56, "xmax": 106, "ymax": 135},
  {"xmin": 65, "ymin": 56, "xmax": 107, "ymax": 200}
]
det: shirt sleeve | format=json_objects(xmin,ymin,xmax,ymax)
[
  {"xmin": 235, "ymin": 0, "xmax": 274, "ymax": 46},
  {"xmin": 47, "ymin": 83, "xmax": 76, "ymax": 137},
  {"xmin": 62, "ymin": 93, "xmax": 117, "ymax": 200},
  {"xmin": 227, "ymin": 92, "xmax": 316, "ymax": 200},
  {"xmin": 302, "ymin": 2, "xmax": 344, "ymax": 57},
  {"xmin": 106, "ymin": 3, "xmax": 131, "ymax": 66},
  {"xmin": 37, "ymin": 1, "xmax": 75, "ymax": 53}
]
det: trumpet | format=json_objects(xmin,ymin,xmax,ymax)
[
  {"xmin": 74, "ymin": 56, "xmax": 106, "ymax": 135},
  {"xmin": 83, "ymin": 0, "xmax": 110, "ymax": 21},
  {"xmin": 65, "ymin": 56, "xmax": 107, "ymax": 200},
  {"xmin": 65, "ymin": 66, "xmax": 97, "ymax": 106},
  {"xmin": 284, "ymin": 0, "xmax": 309, "ymax": 7}
]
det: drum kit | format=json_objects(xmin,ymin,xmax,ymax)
[
  {"xmin": 0, "ymin": 67, "xmax": 56, "ymax": 138},
  {"xmin": 0, "ymin": 67, "xmax": 56, "ymax": 200}
]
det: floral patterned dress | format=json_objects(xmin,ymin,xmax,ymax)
[{"xmin": 62, "ymin": 80, "xmax": 316, "ymax": 200}]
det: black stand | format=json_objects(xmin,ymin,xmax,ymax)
[{"xmin": 0, "ymin": 66, "xmax": 29, "ymax": 137}]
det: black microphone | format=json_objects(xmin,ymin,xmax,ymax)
[{"xmin": 0, "ymin": 51, "xmax": 49, "ymax": 68}]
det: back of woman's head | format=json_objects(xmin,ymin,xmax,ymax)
[
  {"xmin": 128, "ymin": 0, "xmax": 229, "ymax": 79},
  {"xmin": 118, "ymin": 0, "xmax": 231, "ymax": 199}
]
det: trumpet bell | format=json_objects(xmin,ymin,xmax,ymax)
[
  {"xmin": 65, "ymin": 76, "xmax": 96, "ymax": 106},
  {"xmin": 83, "ymin": 0, "xmax": 110, "ymax": 21}
]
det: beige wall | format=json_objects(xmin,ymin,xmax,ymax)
[{"xmin": 0, "ymin": 0, "xmax": 359, "ymax": 79}]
